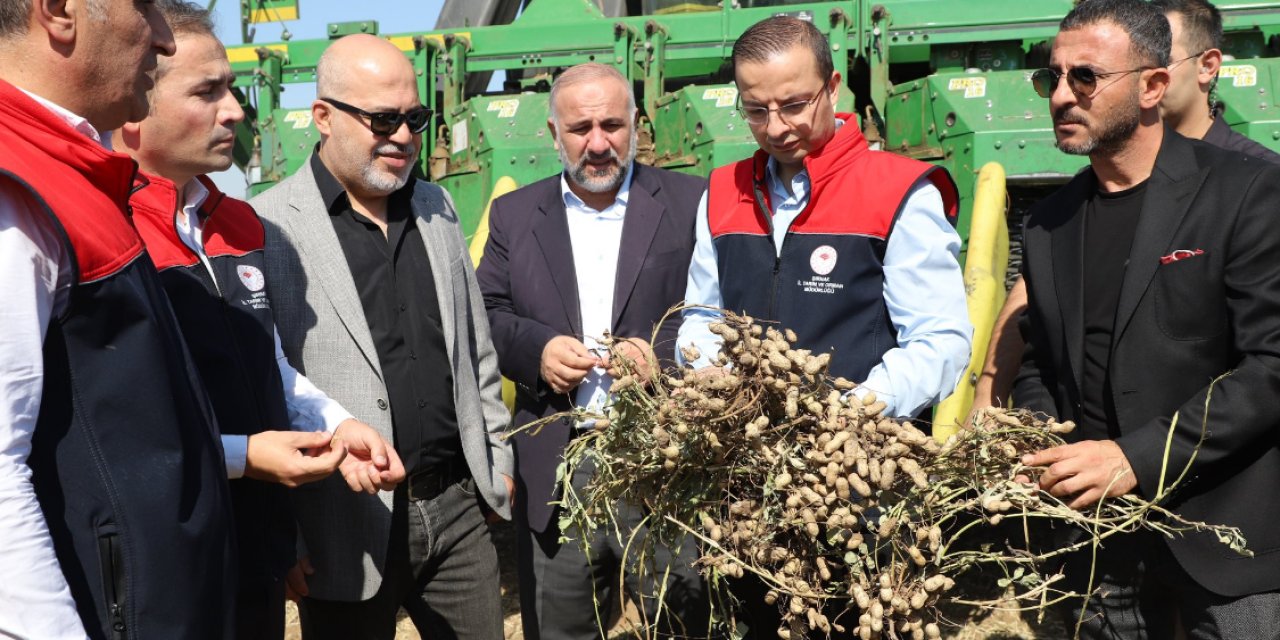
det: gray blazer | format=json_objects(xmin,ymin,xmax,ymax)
[{"xmin": 251, "ymin": 155, "xmax": 513, "ymax": 600}]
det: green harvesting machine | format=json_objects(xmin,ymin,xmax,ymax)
[
  {"xmin": 226, "ymin": 0, "xmax": 1280, "ymax": 431},
  {"xmin": 228, "ymin": 0, "xmax": 1280, "ymax": 243}
]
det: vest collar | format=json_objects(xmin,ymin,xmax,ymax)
[
  {"xmin": 752, "ymin": 113, "xmax": 868, "ymax": 188},
  {"xmin": 131, "ymin": 170, "xmax": 228, "ymax": 228}
]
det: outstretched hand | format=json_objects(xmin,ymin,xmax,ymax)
[{"xmin": 333, "ymin": 419, "xmax": 406, "ymax": 494}]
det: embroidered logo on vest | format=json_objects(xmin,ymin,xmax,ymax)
[
  {"xmin": 238, "ymin": 265, "xmax": 265, "ymax": 292},
  {"xmin": 810, "ymin": 245, "xmax": 838, "ymax": 276}
]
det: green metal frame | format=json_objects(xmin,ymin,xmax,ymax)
[{"xmin": 228, "ymin": 0, "xmax": 1280, "ymax": 251}]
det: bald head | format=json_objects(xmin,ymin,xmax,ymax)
[
  {"xmin": 316, "ymin": 34, "xmax": 415, "ymax": 100},
  {"xmin": 312, "ymin": 33, "xmax": 423, "ymax": 205}
]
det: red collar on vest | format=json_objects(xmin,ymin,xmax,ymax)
[
  {"xmin": 0, "ymin": 79, "xmax": 137, "ymax": 209},
  {"xmin": 750, "ymin": 113, "xmax": 868, "ymax": 190},
  {"xmin": 130, "ymin": 170, "xmax": 263, "ymax": 270},
  {"xmin": 131, "ymin": 172, "xmax": 228, "ymax": 222},
  {"xmin": 747, "ymin": 113, "xmax": 870, "ymax": 227}
]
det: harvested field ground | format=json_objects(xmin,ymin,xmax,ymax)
[{"xmin": 283, "ymin": 521, "xmax": 1067, "ymax": 639}]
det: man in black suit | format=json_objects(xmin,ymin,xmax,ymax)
[
  {"xmin": 477, "ymin": 63, "xmax": 710, "ymax": 640},
  {"xmin": 1015, "ymin": 0, "xmax": 1280, "ymax": 636},
  {"xmin": 973, "ymin": 0, "xmax": 1279, "ymax": 413}
]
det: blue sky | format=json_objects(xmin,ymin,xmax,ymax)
[{"xmin": 207, "ymin": 0, "xmax": 447, "ymax": 197}]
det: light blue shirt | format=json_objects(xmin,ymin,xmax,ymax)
[
  {"xmin": 676, "ymin": 142, "xmax": 972, "ymax": 419},
  {"xmin": 561, "ymin": 165, "xmax": 634, "ymax": 424}
]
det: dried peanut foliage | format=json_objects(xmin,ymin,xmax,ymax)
[{"xmin": 519, "ymin": 310, "xmax": 1249, "ymax": 640}]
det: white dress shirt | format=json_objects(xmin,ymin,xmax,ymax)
[
  {"xmin": 562, "ymin": 166, "xmax": 634, "ymax": 422},
  {"xmin": 0, "ymin": 90, "xmax": 104, "ymax": 640},
  {"xmin": 173, "ymin": 180, "xmax": 355, "ymax": 478},
  {"xmin": 677, "ymin": 121, "xmax": 972, "ymax": 418}
]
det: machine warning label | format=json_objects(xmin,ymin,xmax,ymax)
[
  {"xmin": 702, "ymin": 87, "xmax": 738, "ymax": 107},
  {"xmin": 947, "ymin": 77, "xmax": 986, "ymax": 98},
  {"xmin": 451, "ymin": 120, "xmax": 468, "ymax": 154},
  {"xmin": 284, "ymin": 110, "xmax": 312, "ymax": 129},
  {"xmin": 487, "ymin": 99, "xmax": 520, "ymax": 118},
  {"xmin": 1221, "ymin": 65, "xmax": 1257, "ymax": 88}
]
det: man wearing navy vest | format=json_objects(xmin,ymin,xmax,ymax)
[
  {"xmin": 678, "ymin": 16, "xmax": 972, "ymax": 422},
  {"xmin": 0, "ymin": 0, "xmax": 236, "ymax": 638},
  {"xmin": 111, "ymin": 4, "xmax": 405, "ymax": 638}
]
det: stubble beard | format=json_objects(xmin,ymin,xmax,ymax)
[
  {"xmin": 361, "ymin": 141, "xmax": 418, "ymax": 194},
  {"xmin": 1054, "ymin": 94, "xmax": 1142, "ymax": 156}
]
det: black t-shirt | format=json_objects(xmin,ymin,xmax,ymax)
[
  {"xmin": 312, "ymin": 153, "xmax": 462, "ymax": 473},
  {"xmin": 1079, "ymin": 180, "xmax": 1147, "ymax": 440}
]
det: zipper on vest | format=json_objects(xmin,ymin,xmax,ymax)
[
  {"xmin": 97, "ymin": 532, "xmax": 127, "ymax": 640},
  {"xmin": 768, "ymin": 256, "xmax": 781, "ymax": 316}
]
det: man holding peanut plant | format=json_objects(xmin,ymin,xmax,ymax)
[{"xmin": 1015, "ymin": 0, "xmax": 1280, "ymax": 635}]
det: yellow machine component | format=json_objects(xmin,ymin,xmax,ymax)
[
  {"xmin": 470, "ymin": 176, "xmax": 521, "ymax": 412},
  {"xmin": 932, "ymin": 162, "xmax": 1010, "ymax": 442},
  {"xmin": 469, "ymin": 175, "xmax": 519, "ymax": 265}
]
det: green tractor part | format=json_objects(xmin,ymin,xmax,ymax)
[
  {"xmin": 229, "ymin": 0, "xmax": 1280, "ymax": 247},
  {"xmin": 228, "ymin": 0, "xmax": 1280, "ymax": 424}
]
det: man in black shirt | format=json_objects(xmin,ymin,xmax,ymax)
[
  {"xmin": 1016, "ymin": 0, "xmax": 1280, "ymax": 636},
  {"xmin": 252, "ymin": 34, "xmax": 514, "ymax": 640}
]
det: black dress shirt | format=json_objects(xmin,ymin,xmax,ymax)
[{"xmin": 311, "ymin": 153, "xmax": 461, "ymax": 473}]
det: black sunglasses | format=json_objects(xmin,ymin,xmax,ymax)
[
  {"xmin": 1030, "ymin": 66, "xmax": 1153, "ymax": 99},
  {"xmin": 320, "ymin": 97, "xmax": 433, "ymax": 136}
]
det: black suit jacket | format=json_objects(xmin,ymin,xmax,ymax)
[
  {"xmin": 1202, "ymin": 116, "xmax": 1280, "ymax": 165},
  {"xmin": 1014, "ymin": 128, "xmax": 1280, "ymax": 596},
  {"xmin": 477, "ymin": 163, "xmax": 706, "ymax": 532}
]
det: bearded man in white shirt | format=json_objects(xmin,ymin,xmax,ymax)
[{"xmin": 476, "ymin": 63, "xmax": 712, "ymax": 639}]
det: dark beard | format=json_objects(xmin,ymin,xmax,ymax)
[{"xmin": 1055, "ymin": 100, "xmax": 1141, "ymax": 156}]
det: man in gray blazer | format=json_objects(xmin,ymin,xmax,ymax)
[{"xmin": 251, "ymin": 34, "xmax": 513, "ymax": 640}]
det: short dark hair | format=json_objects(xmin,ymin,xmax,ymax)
[
  {"xmin": 0, "ymin": 0, "xmax": 31, "ymax": 39},
  {"xmin": 1061, "ymin": 0, "xmax": 1172, "ymax": 67},
  {"xmin": 732, "ymin": 16, "xmax": 834, "ymax": 82},
  {"xmin": 1150, "ymin": 0, "xmax": 1223, "ymax": 53},
  {"xmin": 158, "ymin": 0, "xmax": 216, "ymax": 39}
]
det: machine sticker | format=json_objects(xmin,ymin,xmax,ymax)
[
  {"xmin": 1221, "ymin": 65, "xmax": 1257, "ymax": 88},
  {"xmin": 947, "ymin": 77, "xmax": 987, "ymax": 98},
  {"xmin": 487, "ymin": 99, "xmax": 520, "ymax": 118},
  {"xmin": 284, "ymin": 110, "xmax": 312, "ymax": 129},
  {"xmin": 238, "ymin": 265, "xmax": 266, "ymax": 292},
  {"xmin": 702, "ymin": 87, "xmax": 738, "ymax": 108},
  {"xmin": 452, "ymin": 120, "xmax": 469, "ymax": 154}
]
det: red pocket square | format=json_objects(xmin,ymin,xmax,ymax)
[{"xmin": 1160, "ymin": 249, "xmax": 1204, "ymax": 265}]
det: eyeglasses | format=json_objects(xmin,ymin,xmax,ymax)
[
  {"xmin": 319, "ymin": 97, "xmax": 433, "ymax": 136},
  {"xmin": 1168, "ymin": 50, "xmax": 1208, "ymax": 70},
  {"xmin": 1030, "ymin": 65, "xmax": 1154, "ymax": 99},
  {"xmin": 736, "ymin": 79, "xmax": 830, "ymax": 125}
]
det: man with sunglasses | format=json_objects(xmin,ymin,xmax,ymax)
[
  {"xmin": 251, "ymin": 34, "xmax": 514, "ymax": 639},
  {"xmin": 112, "ymin": 5, "xmax": 405, "ymax": 637},
  {"xmin": 678, "ymin": 15, "xmax": 971, "ymax": 422},
  {"xmin": 973, "ymin": 0, "xmax": 1279, "ymax": 414},
  {"xmin": 1014, "ymin": 0, "xmax": 1280, "ymax": 635}
]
